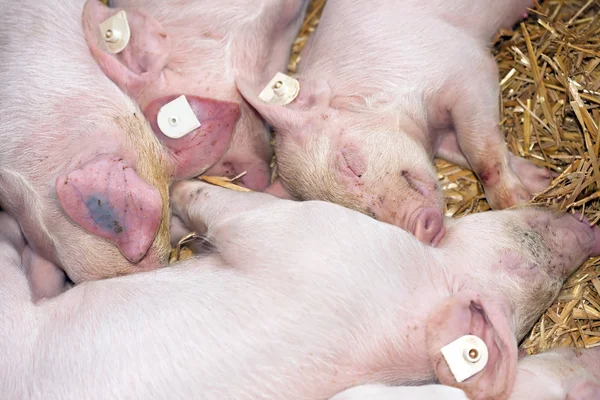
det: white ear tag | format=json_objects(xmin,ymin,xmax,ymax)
[
  {"xmin": 157, "ymin": 95, "xmax": 201, "ymax": 139},
  {"xmin": 99, "ymin": 10, "xmax": 131, "ymax": 54},
  {"xmin": 258, "ymin": 72, "xmax": 300, "ymax": 106},
  {"xmin": 440, "ymin": 335, "xmax": 489, "ymax": 383}
]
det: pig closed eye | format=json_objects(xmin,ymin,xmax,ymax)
[{"xmin": 401, "ymin": 170, "xmax": 433, "ymax": 197}]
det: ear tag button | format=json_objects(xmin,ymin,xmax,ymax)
[
  {"xmin": 258, "ymin": 72, "xmax": 300, "ymax": 106},
  {"xmin": 157, "ymin": 95, "xmax": 201, "ymax": 139},
  {"xmin": 99, "ymin": 10, "xmax": 131, "ymax": 54},
  {"xmin": 440, "ymin": 335, "xmax": 489, "ymax": 383}
]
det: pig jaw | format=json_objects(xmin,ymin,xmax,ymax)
[{"xmin": 443, "ymin": 208, "xmax": 600, "ymax": 340}]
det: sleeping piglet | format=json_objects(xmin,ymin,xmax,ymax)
[
  {"xmin": 238, "ymin": 0, "xmax": 551, "ymax": 245},
  {"xmin": 1, "ymin": 180, "xmax": 598, "ymax": 400},
  {"xmin": 510, "ymin": 347, "xmax": 600, "ymax": 399},
  {"xmin": 0, "ymin": 0, "xmax": 176, "ymax": 299},
  {"xmin": 82, "ymin": 0, "xmax": 310, "ymax": 190},
  {"xmin": 331, "ymin": 347, "xmax": 600, "ymax": 399}
]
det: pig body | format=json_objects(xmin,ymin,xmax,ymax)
[
  {"xmin": 0, "ymin": 0, "xmax": 173, "ymax": 296},
  {"xmin": 239, "ymin": 0, "xmax": 550, "ymax": 245},
  {"xmin": 328, "ymin": 383, "xmax": 469, "ymax": 400},
  {"xmin": 511, "ymin": 347, "xmax": 600, "ymax": 399},
  {"xmin": 83, "ymin": 0, "xmax": 310, "ymax": 190},
  {"xmin": 1, "ymin": 181, "xmax": 599, "ymax": 400},
  {"xmin": 332, "ymin": 347, "xmax": 600, "ymax": 400}
]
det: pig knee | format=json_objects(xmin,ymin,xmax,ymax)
[{"xmin": 474, "ymin": 159, "xmax": 535, "ymax": 209}]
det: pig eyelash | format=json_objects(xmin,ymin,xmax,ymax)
[{"xmin": 401, "ymin": 170, "xmax": 422, "ymax": 195}]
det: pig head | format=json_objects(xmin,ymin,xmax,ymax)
[
  {"xmin": 0, "ymin": 0, "xmax": 172, "ymax": 288},
  {"xmin": 427, "ymin": 208, "xmax": 600, "ymax": 399},
  {"xmin": 82, "ymin": 0, "xmax": 310, "ymax": 190},
  {"xmin": 237, "ymin": 79, "xmax": 447, "ymax": 245}
]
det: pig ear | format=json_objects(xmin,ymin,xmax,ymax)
[
  {"xmin": 55, "ymin": 154, "xmax": 163, "ymax": 264},
  {"xmin": 426, "ymin": 291, "xmax": 517, "ymax": 400},
  {"xmin": 82, "ymin": 0, "xmax": 170, "ymax": 97},
  {"xmin": 235, "ymin": 75, "xmax": 332, "ymax": 133}
]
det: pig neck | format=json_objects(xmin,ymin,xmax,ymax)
[{"xmin": 339, "ymin": 246, "xmax": 454, "ymax": 388}]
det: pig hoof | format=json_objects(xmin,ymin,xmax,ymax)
[
  {"xmin": 508, "ymin": 154, "xmax": 552, "ymax": 195},
  {"xmin": 411, "ymin": 207, "xmax": 445, "ymax": 246}
]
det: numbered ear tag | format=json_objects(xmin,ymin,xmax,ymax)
[
  {"xmin": 157, "ymin": 95, "xmax": 201, "ymax": 139},
  {"xmin": 440, "ymin": 335, "xmax": 489, "ymax": 383},
  {"xmin": 258, "ymin": 72, "xmax": 300, "ymax": 106},
  {"xmin": 99, "ymin": 10, "xmax": 131, "ymax": 54}
]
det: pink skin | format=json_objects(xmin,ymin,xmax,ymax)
[
  {"xmin": 144, "ymin": 95, "xmax": 241, "ymax": 179},
  {"xmin": 0, "ymin": 182, "xmax": 598, "ymax": 399},
  {"xmin": 1, "ymin": 0, "xmax": 172, "ymax": 301},
  {"xmin": 237, "ymin": 0, "xmax": 549, "ymax": 246},
  {"xmin": 55, "ymin": 154, "xmax": 163, "ymax": 264},
  {"xmin": 510, "ymin": 347, "xmax": 600, "ymax": 400},
  {"xmin": 331, "ymin": 347, "xmax": 600, "ymax": 400},
  {"xmin": 83, "ymin": 0, "xmax": 310, "ymax": 190}
]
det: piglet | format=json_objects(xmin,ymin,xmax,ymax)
[
  {"xmin": 331, "ymin": 347, "xmax": 600, "ymax": 400},
  {"xmin": 329, "ymin": 384, "xmax": 468, "ymax": 400},
  {"xmin": 511, "ymin": 347, "xmax": 600, "ymax": 399},
  {"xmin": 238, "ymin": 0, "xmax": 551, "ymax": 245},
  {"xmin": 82, "ymin": 0, "xmax": 310, "ymax": 190},
  {"xmin": 1, "ymin": 180, "xmax": 598, "ymax": 399},
  {"xmin": 0, "ymin": 0, "xmax": 174, "ymax": 298}
]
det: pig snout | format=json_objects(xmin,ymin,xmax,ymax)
[
  {"xmin": 411, "ymin": 207, "xmax": 446, "ymax": 246},
  {"xmin": 371, "ymin": 202, "xmax": 445, "ymax": 246},
  {"xmin": 566, "ymin": 213, "xmax": 600, "ymax": 258}
]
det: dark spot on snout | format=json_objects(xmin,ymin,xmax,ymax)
[
  {"xmin": 114, "ymin": 220, "xmax": 123, "ymax": 234},
  {"xmin": 85, "ymin": 195, "xmax": 126, "ymax": 236}
]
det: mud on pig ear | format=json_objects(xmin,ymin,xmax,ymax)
[
  {"xmin": 426, "ymin": 291, "xmax": 518, "ymax": 400},
  {"xmin": 82, "ymin": 0, "xmax": 170, "ymax": 98},
  {"xmin": 55, "ymin": 154, "xmax": 163, "ymax": 264},
  {"xmin": 235, "ymin": 73, "xmax": 332, "ymax": 134}
]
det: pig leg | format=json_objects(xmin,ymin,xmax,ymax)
[
  {"xmin": 567, "ymin": 380, "xmax": 600, "ymax": 400},
  {"xmin": 329, "ymin": 384, "xmax": 468, "ymax": 400},
  {"xmin": 0, "ymin": 213, "xmax": 32, "ymax": 305},
  {"xmin": 443, "ymin": 63, "xmax": 551, "ymax": 209},
  {"xmin": 22, "ymin": 247, "xmax": 67, "ymax": 301},
  {"xmin": 170, "ymin": 180, "xmax": 281, "ymax": 236}
]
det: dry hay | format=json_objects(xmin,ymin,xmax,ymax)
[
  {"xmin": 283, "ymin": 0, "xmax": 600, "ymax": 356},
  {"xmin": 173, "ymin": 0, "xmax": 600, "ymax": 355}
]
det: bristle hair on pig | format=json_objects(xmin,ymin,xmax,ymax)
[{"xmin": 1, "ymin": 178, "xmax": 598, "ymax": 400}]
